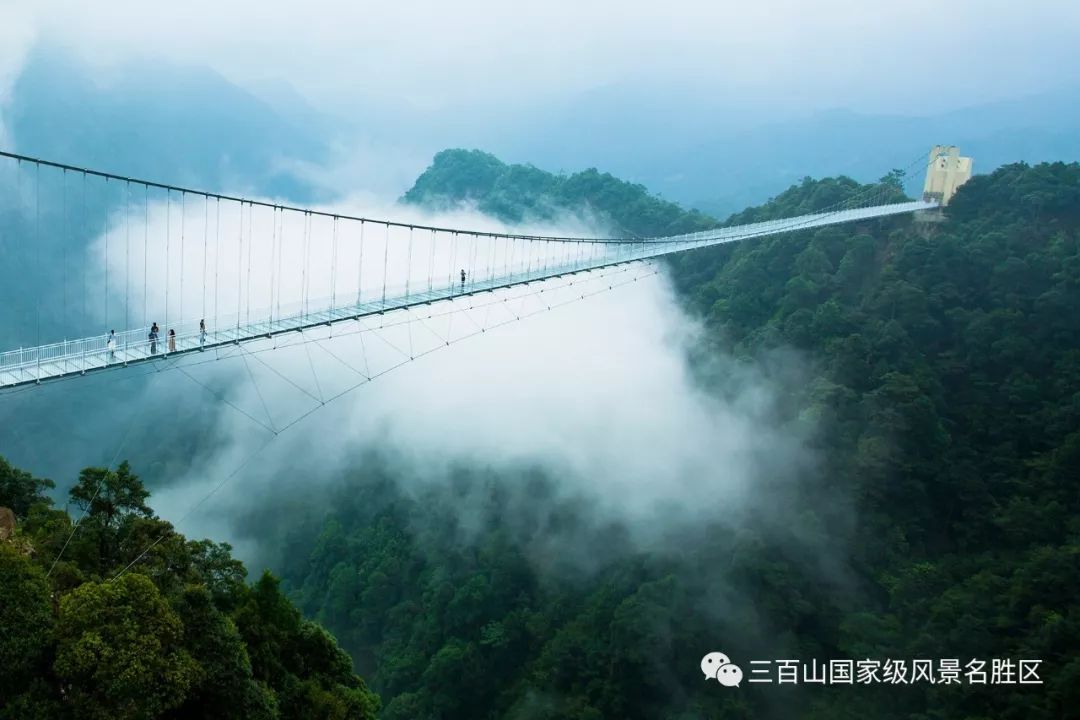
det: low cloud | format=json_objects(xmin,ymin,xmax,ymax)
[
  {"xmin": 8, "ymin": 144, "xmax": 819, "ymax": 581},
  {"xmin": 13, "ymin": 1, "xmax": 1080, "ymax": 119},
  {"xmin": 0, "ymin": 5, "xmax": 35, "ymax": 149},
  {"xmin": 109, "ymin": 196, "xmax": 815, "ymax": 568}
]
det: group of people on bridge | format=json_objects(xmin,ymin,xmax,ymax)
[
  {"xmin": 100, "ymin": 269, "xmax": 472, "ymax": 365},
  {"xmin": 146, "ymin": 324, "xmax": 176, "ymax": 355},
  {"xmin": 101, "ymin": 319, "xmax": 210, "ymax": 362}
]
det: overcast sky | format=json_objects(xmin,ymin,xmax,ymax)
[{"xmin": 5, "ymin": 0, "xmax": 1079, "ymax": 119}]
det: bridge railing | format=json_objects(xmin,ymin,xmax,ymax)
[
  {"xmin": 0, "ymin": 243, "xmax": 640, "ymax": 378},
  {"xmin": 0, "ymin": 199, "xmax": 939, "ymax": 385}
]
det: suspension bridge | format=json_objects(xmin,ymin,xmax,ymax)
[{"xmin": 0, "ymin": 149, "xmax": 939, "ymax": 390}]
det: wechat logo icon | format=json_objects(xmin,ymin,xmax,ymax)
[{"xmin": 701, "ymin": 651, "xmax": 743, "ymax": 687}]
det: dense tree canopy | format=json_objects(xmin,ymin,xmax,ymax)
[
  {"xmin": 280, "ymin": 159, "xmax": 1079, "ymax": 719},
  {"xmin": 0, "ymin": 454, "xmax": 55, "ymax": 518},
  {"xmin": 402, "ymin": 148, "xmax": 716, "ymax": 237},
  {"xmin": 0, "ymin": 460, "xmax": 378, "ymax": 720},
  {"xmin": 4, "ymin": 155, "xmax": 1077, "ymax": 719}
]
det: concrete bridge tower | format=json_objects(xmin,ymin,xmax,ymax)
[{"xmin": 922, "ymin": 145, "xmax": 972, "ymax": 206}]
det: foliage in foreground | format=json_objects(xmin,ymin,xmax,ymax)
[{"xmin": 0, "ymin": 456, "xmax": 379, "ymax": 720}]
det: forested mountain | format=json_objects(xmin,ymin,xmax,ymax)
[
  {"xmin": 3, "ymin": 151, "xmax": 1077, "ymax": 720},
  {"xmin": 437, "ymin": 83, "xmax": 1080, "ymax": 215},
  {"xmin": 401, "ymin": 148, "xmax": 716, "ymax": 238},
  {"xmin": 277, "ymin": 155, "xmax": 1079, "ymax": 719},
  {"xmin": 0, "ymin": 457, "xmax": 379, "ymax": 719}
]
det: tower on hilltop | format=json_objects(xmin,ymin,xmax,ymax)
[{"xmin": 922, "ymin": 145, "xmax": 972, "ymax": 206}]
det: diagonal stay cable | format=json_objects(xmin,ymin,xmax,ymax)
[
  {"xmin": 0, "ymin": 266, "xmax": 631, "ymax": 403},
  {"xmin": 312, "ymin": 337, "xmax": 370, "ymax": 380},
  {"xmin": 175, "ymin": 364, "xmax": 276, "ymax": 435},
  {"xmin": 0, "ymin": 264, "xmax": 630, "ymax": 403},
  {"xmin": 451, "ymin": 296, "xmax": 488, "ymax": 334},
  {"xmin": 1, "ymin": 264, "xmax": 643, "ymax": 399},
  {"xmin": 357, "ymin": 329, "xmax": 372, "ymax": 379},
  {"xmin": 110, "ymin": 432, "xmax": 277, "ymax": 580},
  {"xmin": 412, "ymin": 308, "xmax": 450, "ymax": 347},
  {"xmin": 302, "ymin": 340, "xmax": 325, "ymax": 403},
  {"xmin": 239, "ymin": 342, "xmax": 324, "ymax": 405},
  {"xmin": 358, "ymin": 315, "xmax": 411, "ymax": 360},
  {"xmin": 417, "ymin": 316, "xmax": 448, "ymax": 346},
  {"xmin": 45, "ymin": 373, "xmax": 161, "ymax": 579},
  {"xmin": 241, "ymin": 351, "xmax": 277, "ymax": 433},
  {"xmin": 1, "ymin": 267, "xmax": 635, "ymax": 403},
  {"xmin": 110, "ymin": 263, "xmax": 659, "ymax": 581}
]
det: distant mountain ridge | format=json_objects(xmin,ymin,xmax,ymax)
[
  {"xmin": 401, "ymin": 148, "xmax": 908, "ymax": 238},
  {"xmin": 8, "ymin": 49, "xmax": 329, "ymax": 203},
  {"xmin": 481, "ymin": 84, "xmax": 1080, "ymax": 217},
  {"xmin": 7, "ymin": 49, "xmax": 1078, "ymax": 220},
  {"xmin": 401, "ymin": 148, "xmax": 716, "ymax": 238}
]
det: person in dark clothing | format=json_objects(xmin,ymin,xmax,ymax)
[
  {"xmin": 149, "ymin": 323, "xmax": 159, "ymax": 354},
  {"xmin": 460, "ymin": 268, "xmax": 466, "ymax": 288}
]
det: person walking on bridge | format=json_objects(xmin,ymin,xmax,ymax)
[
  {"xmin": 460, "ymin": 268, "xmax": 466, "ymax": 289},
  {"xmin": 199, "ymin": 319, "xmax": 207, "ymax": 349},
  {"xmin": 149, "ymin": 323, "xmax": 159, "ymax": 354},
  {"xmin": 168, "ymin": 328, "xmax": 177, "ymax": 354},
  {"xmin": 106, "ymin": 330, "xmax": 116, "ymax": 362}
]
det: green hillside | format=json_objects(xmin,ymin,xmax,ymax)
[
  {"xmin": 402, "ymin": 148, "xmax": 716, "ymax": 237},
  {"xmin": 4, "ymin": 155, "xmax": 1077, "ymax": 720},
  {"xmin": 281, "ymin": 158, "xmax": 1078, "ymax": 719},
  {"xmin": 0, "ymin": 458, "xmax": 379, "ymax": 720}
]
